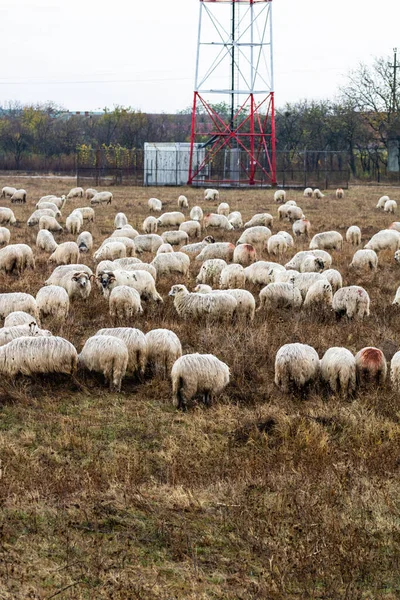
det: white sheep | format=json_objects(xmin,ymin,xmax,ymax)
[
  {"xmin": 95, "ymin": 327, "xmax": 147, "ymax": 376},
  {"xmin": 67, "ymin": 187, "xmax": 84, "ymax": 199},
  {"xmin": 36, "ymin": 201, "xmax": 61, "ymax": 216},
  {"xmin": 75, "ymin": 207, "xmax": 95, "ymax": 222},
  {"xmin": 38, "ymin": 195, "xmax": 66, "ymax": 209},
  {"xmin": 169, "ymin": 284, "xmax": 236, "ymax": 321},
  {"xmin": 0, "ymin": 208, "xmax": 16, "ymax": 225},
  {"xmin": 90, "ymin": 191, "xmax": 113, "ymax": 205},
  {"xmin": 274, "ymin": 190, "xmax": 286, "ymax": 203},
  {"xmin": 292, "ymin": 217, "xmax": 311, "ymax": 238},
  {"xmin": 111, "ymin": 258, "xmax": 157, "ymax": 280},
  {"xmin": 286, "ymin": 206, "xmax": 305, "ymax": 222},
  {"xmin": 376, "ymin": 195, "xmax": 390, "ymax": 209},
  {"xmin": 85, "ymin": 188, "xmax": 97, "ymax": 200},
  {"xmin": 349, "ymin": 249, "xmax": 378, "ymax": 271},
  {"xmin": 275, "ymin": 343, "xmax": 319, "ymax": 393},
  {"xmin": 151, "ymin": 252, "xmax": 190, "ymax": 278},
  {"xmin": 179, "ymin": 220, "xmax": 201, "ymax": 238},
  {"xmin": 36, "ymin": 230, "xmax": 58, "ymax": 253},
  {"xmin": 291, "ymin": 272, "xmax": 326, "ymax": 299},
  {"xmin": 66, "ymin": 214, "xmax": 82, "ymax": 235},
  {"xmin": 219, "ymin": 263, "xmax": 245, "ymax": 289},
  {"xmin": 277, "ymin": 230, "xmax": 294, "ymax": 248},
  {"xmin": 217, "ymin": 202, "xmax": 230, "ymax": 216},
  {"xmin": 227, "ymin": 211, "xmax": 243, "ymax": 229},
  {"xmin": 10, "ymin": 189, "xmax": 27, "ymax": 204},
  {"xmin": 196, "ymin": 259, "xmax": 227, "ymax": 285},
  {"xmin": 157, "ymin": 212, "xmax": 185, "ymax": 227},
  {"xmin": 39, "ymin": 215, "xmax": 63, "ymax": 232},
  {"xmin": 244, "ymin": 213, "xmax": 273, "ymax": 228},
  {"xmin": 0, "ymin": 227, "xmax": 10, "ymax": 247},
  {"xmin": 194, "ymin": 285, "xmax": 255, "ymax": 321},
  {"xmin": 322, "ymin": 269, "xmax": 343, "ymax": 293},
  {"xmin": 268, "ymin": 268, "xmax": 300, "ymax": 284},
  {"xmin": 384, "ymin": 200, "xmax": 397, "ymax": 214},
  {"xmin": 203, "ymin": 213, "xmax": 233, "ymax": 231},
  {"xmin": 285, "ymin": 250, "xmax": 332, "ymax": 271},
  {"xmin": 113, "ymin": 227, "xmax": 139, "ymax": 241},
  {"xmin": 196, "ymin": 242, "xmax": 235, "ymax": 263},
  {"xmin": 390, "ymin": 351, "xmax": 400, "ymax": 389},
  {"xmin": 161, "ymin": 230, "xmax": 189, "ymax": 246},
  {"xmin": 145, "ymin": 329, "xmax": 182, "ymax": 377},
  {"xmin": 109, "ymin": 286, "xmax": 143, "ymax": 320},
  {"xmin": 233, "ymin": 243, "xmax": 257, "ymax": 267},
  {"xmin": 77, "ymin": 231, "xmax": 93, "ymax": 253},
  {"xmin": 267, "ymin": 234, "xmax": 288, "ymax": 257},
  {"xmin": 364, "ymin": 229, "xmax": 400, "ymax": 252},
  {"xmin": 204, "ymin": 189, "xmax": 219, "ymax": 201},
  {"xmin": 389, "ymin": 222, "xmax": 400, "ymax": 232},
  {"xmin": 237, "ymin": 226, "xmax": 271, "ymax": 251},
  {"xmin": 114, "ymin": 212, "xmax": 128, "ymax": 229},
  {"xmin": 190, "ymin": 206, "xmax": 204, "ymax": 222},
  {"xmin": 178, "ymin": 195, "xmax": 189, "ymax": 209},
  {"xmin": 97, "ymin": 270, "xmax": 163, "ymax": 303},
  {"xmin": 303, "ymin": 188, "xmax": 313, "ymax": 198},
  {"xmin": 320, "ymin": 347, "xmax": 356, "ymax": 395},
  {"xmin": 46, "ymin": 264, "xmax": 93, "ymax": 281},
  {"xmin": 133, "ymin": 234, "xmax": 164, "ymax": 254},
  {"xmin": 46, "ymin": 270, "xmax": 92, "ymax": 301},
  {"xmin": 0, "ymin": 336, "xmax": 77, "ymax": 377},
  {"xmin": 36, "ymin": 285, "xmax": 69, "ymax": 321},
  {"xmin": 309, "ymin": 231, "xmax": 343, "ymax": 251},
  {"xmin": 148, "ymin": 197, "xmax": 162, "ymax": 212},
  {"xmin": 355, "ymin": 347, "xmax": 387, "ymax": 385},
  {"xmin": 303, "ymin": 278, "xmax": 332, "ymax": 309},
  {"xmin": 336, "ymin": 188, "xmax": 344, "ymax": 199},
  {"xmin": 0, "ymin": 244, "xmax": 35, "ymax": 275},
  {"xmin": 299, "ymin": 255, "xmax": 325, "ymax": 273},
  {"xmin": 0, "ymin": 293, "xmax": 39, "ymax": 321},
  {"xmin": 4, "ymin": 311, "xmax": 39, "ymax": 327},
  {"xmin": 78, "ymin": 335, "xmax": 128, "ymax": 391},
  {"xmin": 244, "ymin": 261, "xmax": 285, "ymax": 286},
  {"xmin": 93, "ymin": 242, "xmax": 127, "ymax": 262},
  {"xmin": 49, "ymin": 242, "xmax": 80, "ymax": 265},
  {"xmin": 346, "ymin": 226, "xmax": 361, "ymax": 245},
  {"xmin": 143, "ymin": 216, "xmax": 158, "ymax": 234},
  {"xmin": 100, "ymin": 236, "xmax": 135, "ymax": 256},
  {"xmin": 1, "ymin": 186, "xmax": 17, "ymax": 198},
  {"xmin": 171, "ymin": 353, "xmax": 229, "ymax": 409},
  {"xmin": 156, "ymin": 243, "xmax": 174, "ymax": 254},
  {"xmin": 259, "ymin": 282, "xmax": 302, "ymax": 311},
  {"xmin": 313, "ymin": 188, "xmax": 324, "ymax": 199},
  {"xmin": 392, "ymin": 286, "xmax": 400, "ymax": 305},
  {"xmin": 0, "ymin": 323, "xmax": 51, "ymax": 347},
  {"xmin": 332, "ymin": 286, "xmax": 370, "ymax": 319},
  {"xmin": 181, "ymin": 236, "xmax": 215, "ymax": 256}
]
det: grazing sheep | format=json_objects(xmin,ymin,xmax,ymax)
[
  {"xmin": 100, "ymin": 237, "xmax": 135, "ymax": 257},
  {"xmin": 384, "ymin": 200, "xmax": 397, "ymax": 214},
  {"xmin": 278, "ymin": 204, "xmax": 294, "ymax": 221},
  {"xmin": 109, "ymin": 286, "xmax": 143, "ymax": 320},
  {"xmin": 36, "ymin": 230, "xmax": 58, "ymax": 253},
  {"xmin": 277, "ymin": 231, "xmax": 294, "ymax": 248},
  {"xmin": 112, "ymin": 258, "xmax": 157, "ymax": 280},
  {"xmin": 350, "ymin": 249, "xmax": 378, "ymax": 271},
  {"xmin": 151, "ymin": 252, "xmax": 190, "ymax": 278},
  {"xmin": 303, "ymin": 187, "xmax": 313, "ymax": 198},
  {"xmin": 67, "ymin": 187, "xmax": 84, "ymax": 199},
  {"xmin": 274, "ymin": 190, "xmax": 286, "ymax": 203},
  {"xmin": 274, "ymin": 343, "xmax": 319, "ymax": 393},
  {"xmin": 181, "ymin": 236, "xmax": 215, "ymax": 256},
  {"xmin": 285, "ymin": 250, "xmax": 332, "ymax": 271},
  {"xmin": 90, "ymin": 191, "xmax": 113, "ymax": 205},
  {"xmin": 268, "ymin": 268, "xmax": 300, "ymax": 284},
  {"xmin": 156, "ymin": 243, "xmax": 174, "ymax": 254},
  {"xmin": 244, "ymin": 261, "xmax": 285, "ymax": 286},
  {"xmin": 148, "ymin": 197, "xmax": 162, "ymax": 212},
  {"xmin": 110, "ymin": 227, "xmax": 139, "ymax": 241},
  {"xmin": 38, "ymin": 195, "xmax": 66, "ymax": 209},
  {"xmin": 1, "ymin": 186, "xmax": 17, "ymax": 199},
  {"xmin": 291, "ymin": 272, "xmax": 326, "ymax": 300},
  {"xmin": 310, "ymin": 231, "xmax": 343, "ymax": 251},
  {"xmin": 267, "ymin": 234, "xmax": 288, "ymax": 257},
  {"xmin": 376, "ymin": 195, "xmax": 390, "ymax": 209},
  {"xmin": 169, "ymin": 284, "xmax": 236, "ymax": 321},
  {"xmin": 227, "ymin": 211, "xmax": 243, "ymax": 229},
  {"xmin": 66, "ymin": 214, "xmax": 81, "ymax": 235},
  {"xmin": 36, "ymin": 285, "xmax": 69, "ymax": 321},
  {"xmin": 93, "ymin": 242, "xmax": 127, "ymax": 262},
  {"xmin": 0, "ymin": 208, "xmax": 16, "ymax": 225},
  {"xmin": 133, "ymin": 234, "xmax": 164, "ymax": 254},
  {"xmin": 196, "ymin": 242, "xmax": 235, "ymax": 263},
  {"xmin": 233, "ymin": 243, "xmax": 257, "ymax": 267},
  {"xmin": 178, "ymin": 195, "xmax": 189, "ymax": 209},
  {"xmin": 286, "ymin": 206, "xmax": 305, "ymax": 222},
  {"xmin": 320, "ymin": 347, "xmax": 356, "ymax": 395},
  {"xmin": 220, "ymin": 263, "xmax": 245, "ymax": 289},
  {"xmin": 49, "ymin": 242, "xmax": 80, "ymax": 265},
  {"xmin": 204, "ymin": 189, "xmax": 219, "ymax": 201},
  {"xmin": 157, "ymin": 211, "xmax": 185, "ymax": 227},
  {"xmin": 313, "ymin": 188, "xmax": 324, "ymax": 199},
  {"xmin": 0, "ymin": 336, "xmax": 77, "ymax": 377},
  {"xmin": 4, "ymin": 311, "xmax": 39, "ymax": 327},
  {"xmin": 97, "ymin": 270, "xmax": 162, "ymax": 303},
  {"xmin": 237, "ymin": 226, "xmax": 271, "ymax": 251},
  {"xmin": 244, "ymin": 213, "xmax": 273, "ymax": 228},
  {"xmin": 143, "ymin": 216, "xmax": 158, "ymax": 234},
  {"xmin": 0, "ymin": 227, "xmax": 10, "ymax": 247},
  {"xmin": 196, "ymin": 259, "xmax": 227, "ymax": 286},
  {"xmin": 114, "ymin": 212, "xmax": 128, "ymax": 229},
  {"xmin": 39, "ymin": 215, "xmax": 63, "ymax": 232},
  {"xmin": 0, "ymin": 244, "xmax": 35, "ymax": 275},
  {"xmin": 299, "ymin": 256, "xmax": 325, "ymax": 273},
  {"xmin": 390, "ymin": 351, "xmax": 400, "ymax": 389},
  {"xmin": 203, "ymin": 213, "xmax": 233, "ymax": 231},
  {"xmin": 85, "ymin": 188, "xmax": 97, "ymax": 200},
  {"xmin": 259, "ymin": 282, "xmax": 302, "ymax": 311},
  {"xmin": 171, "ymin": 353, "xmax": 229, "ymax": 409},
  {"xmin": 179, "ymin": 220, "xmax": 201, "ymax": 238},
  {"xmin": 95, "ymin": 327, "xmax": 147, "ymax": 376},
  {"xmin": 78, "ymin": 335, "xmax": 128, "ymax": 391},
  {"xmin": 217, "ymin": 202, "xmax": 230, "ymax": 216},
  {"xmin": 364, "ymin": 229, "xmax": 400, "ymax": 252},
  {"xmin": 332, "ymin": 286, "xmax": 370, "ymax": 319},
  {"xmin": 146, "ymin": 329, "xmax": 182, "ymax": 377},
  {"xmin": 46, "ymin": 270, "xmax": 92, "ymax": 301},
  {"xmin": 190, "ymin": 206, "xmax": 204, "ymax": 222},
  {"xmin": 36, "ymin": 202, "xmax": 61, "ymax": 216},
  {"xmin": 0, "ymin": 293, "xmax": 39, "ymax": 321},
  {"xmin": 336, "ymin": 188, "xmax": 344, "ymax": 199},
  {"xmin": 77, "ymin": 231, "xmax": 93, "ymax": 253},
  {"xmin": 0, "ymin": 323, "xmax": 51, "ymax": 347},
  {"xmin": 75, "ymin": 207, "xmax": 95, "ymax": 222},
  {"xmin": 161, "ymin": 230, "xmax": 189, "ymax": 246},
  {"xmin": 346, "ymin": 226, "xmax": 361, "ymax": 245},
  {"xmin": 355, "ymin": 347, "xmax": 387, "ymax": 385},
  {"xmin": 10, "ymin": 189, "xmax": 27, "ymax": 204},
  {"xmin": 194, "ymin": 285, "xmax": 255, "ymax": 321},
  {"xmin": 322, "ymin": 269, "xmax": 343, "ymax": 293},
  {"xmin": 292, "ymin": 217, "xmax": 311, "ymax": 238},
  {"xmin": 303, "ymin": 279, "xmax": 332, "ymax": 309}
]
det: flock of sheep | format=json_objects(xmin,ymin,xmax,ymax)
[{"xmin": 0, "ymin": 182, "xmax": 399, "ymax": 407}]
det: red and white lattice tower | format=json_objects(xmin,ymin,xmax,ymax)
[{"xmin": 188, "ymin": 0, "xmax": 276, "ymax": 186}]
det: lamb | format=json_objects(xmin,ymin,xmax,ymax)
[
  {"xmin": 97, "ymin": 270, "xmax": 163, "ymax": 303},
  {"xmin": 196, "ymin": 259, "xmax": 227, "ymax": 286},
  {"xmin": 285, "ymin": 250, "xmax": 332, "ymax": 270},
  {"xmin": 169, "ymin": 284, "xmax": 237, "ymax": 321},
  {"xmin": 0, "ymin": 208, "xmax": 16, "ymax": 225},
  {"xmin": 4, "ymin": 311, "xmax": 39, "ymax": 327},
  {"xmin": 36, "ymin": 285, "xmax": 69, "ymax": 321},
  {"xmin": 90, "ymin": 191, "xmax": 113, "ymax": 205},
  {"xmin": 157, "ymin": 212, "xmax": 185, "ymax": 227},
  {"xmin": 10, "ymin": 189, "xmax": 27, "ymax": 204},
  {"xmin": 161, "ymin": 230, "xmax": 189, "ymax": 246},
  {"xmin": 376, "ymin": 195, "xmax": 390, "ymax": 209},
  {"xmin": 390, "ymin": 351, "xmax": 400, "ymax": 390},
  {"xmin": 145, "ymin": 329, "xmax": 182, "ymax": 377},
  {"xmin": 95, "ymin": 327, "xmax": 147, "ymax": 376},
  {"xmin": 36, "ymin": 202, "xmax": 61, "ymax": 216},
  {"xmin": 274, "ymin": 343, "xmax": 319, "ymax": 393},
  {"xmin": 364, "ymin": 229, "xmax": 400, "ymax": 252},
  {"xmin": 77, "ymin": 231, "xmax": 93, "ymax": 253},
  {"xmin": 45, "ymin": 270, "xmax": 92, "ymax": 301},
  {"xmin": 196, "ymin": 242, "xmax": 235, "ymax": 263},
  {"xmin": 332, "ymin": 286, "xmax": 370, "ymax": 319},
  {"xmin": 274, "ymin": 190, "xmax": 286, "ymax": 203},
  {"xmin": 259, "ymin": 282, "xmax": 302, "ymax": 311},
  {"xmin": 349, "ymin": 249, "xmax": 378, "ymax": 271},
  {"xmin": 244, "ymin": 261, "xmax": 285, "ymax": 286},
  {"xmin": 219, "ymin": 263, "xmax": 245, "ymax": 289},
  {"xmin": 0, "ymin": 227, "xmax": 10, "ymax": 247},
  {"xmin": 292, "ymin": 217, "xmax": 311, "ymax": 238},
  {"xmin": 0, "ymin": 336, "xmax": 78, "ymax": 377},
  {"xmin": 204, "ymin": 189, "xmax": 219, "ymax": 201},
  {"xmin": 303, "ymin": 278, "xmax": 333, "ymax": 309},
  {"xmin": 39, "ymin": 215, "xmax": 63, "ymax": 232},
  {"xmin": 320, "ymin": 347, "xmax": 356, "ymax": 395},
  {"xmin": 133, "ymin": 234, "xmax": 164, "ymax": 254},
  {"xmin": 286, "ymin": 206, "xmax": 305, "ymax": 222},
  {"xmin": 217, "ymin": 202, "xmax": 230, "ymax": 216},
  {"xmin": 178, "ymin": 195, "xmax": 189, "ymax": 209},
  {"xmin": 309, "ymin": 231, "xmax": 343, "ymax": 251},
  {"xmin": 0, "ymin": 244, "xmax": 35, "ymax": 275},
  {"xmin": 66, "ymin": 214, "xmax": 82, "ymax": 235},
  {"xmin": 277, "ymin": 231, "xmax": 294, "ymax": 247},
  {"xmin": 299, "ymin": 256, "xmax": 325, "ymax": 273},
  {"xmin": 156, "ymin": 243, "xmax": 174, "ymax": 254},
  {"xmin": 244, "ymin": 213, "xmax": 273, "ymax": 228},
  {"xmin": 142, "ymin": 216, "xmax": 158, "ymax": 234},
  {"xmin": 171, "ymin": 353, "xmax": 229, "ymax": 409},
  {"xmin": 78, "ymin": 335, "xmax": 128, "ymax": 391},
  {"xmin": 203, "ymin": 213, "xmax": 233, "ymax": 231},
  {"xmin": 179, "ymin": 220, "xmax": 201, "ymax": 238},
  {"xmin": 233, "ymin": 243, "xmax": 257, "ymax": 266},
  {"xmin": 227, "ymin": 211, "xmax": 243, "ymax": 229},
  {"xmin": 313, "ymin": 188, "xmax": 324, "ymax": 199},
  {"xmin": 0, "ymin": 323, "xmax": 51, "ymax": 347},
  {"xmin": 267, "ymin": 234, "xmax": 288, "ymax": 257},
  {"xmin": 355, "ymin": 347, "xmax": 387, "ymax": 385},
  {"xmin": 190, "ymin": 206, "xmax": 204, "ymax": 222},
  {"xmin": 148, "ymin": 197, "xmax": 162, "ymax": 212},
  {"xmin": 384, "ymin": 200, "xmax": 397, "ymax": 214},
  {"xmin": 303, "ymin": 187, "xmax": 313, "ymax": 198},
  {"xmin": 237, "ymin": 226, "xmax": 271, "ymax": 251},
  {"xmin": 67, "ymin": 187, "xmax": 84, "ymax": 199},
  {"xmin": 1, "ymin": 186, "xmax": 17, "ymax": 199},
  {"xmin": 109, "ymin": 286, "xmax": 143, "ymax": 321},
  {"xmin": 194, "ymin": 285, "xmax": 255, "ymax": 321},
  {"xmin": 75, "ymin": 207, "xmax": 95, "ymax": 222},
  {"xmin": 346, "ymin": 226, "xmax": 362, "ymax": 245},
  {"xmin": 151, "ymin": 252, "xmax": 190, "ymax": 278},
  {"xmin": 336, "ymin": 188, "xmax": 344, "ymax": 199},
  {"xmin": 322, "ymin": 269, "xmax": 343, "ymax": 293},
  {"xmin": 0, "ymin": 293, "xmax": 39, "ymax": 321},
  {"xmin": 181, "ymin": 236, "xmax": 215, "ymax": 256},
  {"xmin": 85, "ymin": 188, "xmax": 97, "ymax": 200},
  {"xmin": 93, "ymin": 242, "xmax": 127, "ymax": 262}
]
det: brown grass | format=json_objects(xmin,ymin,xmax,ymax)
[{"xmin": 0, "ymin": 178, "xmax": 399, "ymax": 599}]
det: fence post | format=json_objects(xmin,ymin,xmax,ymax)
[{"xmin": 304, "ymin": 150, "xmax": 307, "ymax": 188}]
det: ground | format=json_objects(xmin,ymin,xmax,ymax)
[{"xmin": 0, "ymin": 179, "xmax": 399, "ymax": 599}]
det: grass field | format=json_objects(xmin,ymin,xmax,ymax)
[{"xmin": 0, "ymin": 178, "xmax": 399, "ymax": 599}]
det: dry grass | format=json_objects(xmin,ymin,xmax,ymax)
[{"xmin": 0, "ymin": 178, "xmax": 399, "ymax": 599}]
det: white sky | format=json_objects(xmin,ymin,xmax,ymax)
[{"xmin": 0, "ymin": 0, "xmax": 399, "ymax": 113}]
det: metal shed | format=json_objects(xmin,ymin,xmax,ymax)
[{"xmin": 144, "ymin": 142, "xmax": 205, "ymax": 186}]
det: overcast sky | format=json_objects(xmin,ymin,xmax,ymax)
[{"xmin": 0, "ymin": 0, "xmax": 399, "ymax": 113}]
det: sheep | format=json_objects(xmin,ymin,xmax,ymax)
[
  {"xmin": 36, "ymin": 285, "xmax": 69, "ymax": 321},
  {"xmin": 390, "ymin": 351, "xmax": 400, "ymax": 389},
  {"xmin": 303, "ymin": 278, "xmax": 332, "ymax": 309},
  {"xmin": 39, "ymin": 215, "xmax": 63, "ymax": 232},
  {"xmin": 196, "ymin": 259, "xmax": 227, "ymax": 286},
  {"xmin": 274, "ymin": 190, "xmax": 286, "ymax": 203},
  {"xmin": 336, "ymin": 188, "xmax": 344, "ymax": 199},
  {"xmin": 0, "ymin": 323, "xmax": 51, "ymax": 347},
  {"xmin": 194, "ymin": 285, "xmax": 255, "ymax": 321},
  {"xmin": 299, "ymin": 256, "xmax": 325, "ymax": 273},
  {"xmin": 0, "ymin": 293, "xmax": 39, "ymax": 321},
  {"xmin": 75, "ymin": 207, "xmax": 95, "ymax": 222},
  {"xmin": 0, "ymin": 208, "xmax": 16, "ymax": 225},
  {"xmin": 220, "ymin": 263, "xmax": 245, "ymax": 289},
  {"xmin": 77, "ymin": 231, "xmax": 93, "ymax": 253},
  {"xmin": 0, "ymin": 227, "xmax": 10, "ymax": 247},
  {"xmin": 97, "ymin": 270, "xmax": 163, "ymax": 303},
  {"xmin": 267, "ymin": 234, "xmax": 288, "ymax": 257},
  {"xmin": 278, "ymin": 203, "xmax": 294, "ymax": 221},
  {"xmin": 85, "ymin": 188, "xmax": 97, "ymax": 200},
  {"xmin": 0, "ymin": 336, "xmax": 77, "ymax": 377},
  {"xmin": 90, "ymin": 191, "xmax": 113, "ymax": 205},
  {"xmin": 169, "ymin": 284, "xmax": 237, "ymax": 321},
  {"xmin": 233, "ymin": 243, "xmax": 257, "ymax": 267},
  {"xmin": 35, "ymin": 230, "xmax": 57, "ymax": 254},
  {"xmin": 190, "ymin": 206, "xmax": 204, "ymax": 222},
  {"xmin": 389, "ymin": 222, "xmax": 400, "ymax": 232},
  {"xmin": 313, "ymin": 188, "xmax": 324, "ymax": 199},
  {"xmin": 392, "ymin": 286, "xmax": 400, "ymax": 305},
  {"xmin": 303, "ymin": 187, "xmax": 313, "ymax": 198},
  {"xmin": 38, "ymin": 195, "xmax": 66, "ymax": 209},
  {"xmin": 151, "ymin": 252, "xmax": 190, "ymax": 278},
  {"xmin": 171, "ymin": 353, "xmax": 229, "ymax": 409},
  {"xmin": 384, "ymin": 200, "xmax": 397, "ymax": 214},
  {"xmin": 196, "ymin": 242, "xmax": 235, "ymax": 263},
  {"xmin": 277, "ymin": 231, "xmax": 294, "ymax": 248},
  {"xmin": 65, "ymin": 214, "xmax": 81, "ymax": 235},
  {"xmin": 111, "ymin": 228, "xmax": 139, "ymax": 243},
  {"xmin": 244, "ymin": 213, "xmax": 273, "ymax": 228},
  {"xmin": 4, "ymin": 311, "xmax": 39, "ymax": 327},
  {"xmin": 93, "ymin": 242, "xmax": 127, "ymax": 262},
  {"xmin": 145, "ymin": 329, "xmax": 182, "ymax": 377},
  {"xmin": 161, "ymin": 230, "xmax": 189, "ymax": 246},
  {"xmin": 100, "ymin": 236, "xmax": 135, "ymax": 256},
  {"xmin": 67, "ymin": 186, "xmax": 84, "ymax": 199},
  {"xmin": 109, "ymin": 286, "xmax": 143, "ymax": 321},
  {"xmin": 133, "ymin": 234, "xmax": 164, "ymax": 254},
  {"xmin": 148, "ymin": 197, "xmax": 162, "ymax": 212},
  {"xmin": 181, "ymin": 236, "xmax": 215, "ymax": 256},
  {"xmin": 36, "ymin": 202, "xmax": 61, "ymax": 217},
  {"xmin": 364, "ymin": 229, "xmax": 400, "ymax": 253},
  {"xmin": 217, "ymin": 202, "xmax": 230, "ymax": 216},
  {"xmin": 227, "ymin": 211, "xmax": 243, "ymax": 229},
  {"xmin": 274, "ymin": 343, "xmax": 319, "ymax": 393},
  {"xmin": 204, "ymin": 189, "xmax": 219, "ymax": 201},
  {"xmin": 46, "ymin": 264, "xmax": 93, "ymax": 282},
  {"xmin": 46, "ymin": 270, "xmax": 92, "ymax": 301},
  {"xmin": 157, "ymin": 211, "xmax": 185, "ymax": 227},
  {"xmin": 244, "ymin": 261, "xmax": 285, "ymax": 286},
  {"xmin": 203, "ymin": 213, "xmax": 233, "ymax": 231},
  {"xmin": 291, "ymin": 272, "xmax": 326, "ymax": 300},
  {"xmin": 178, "ymin": 195, "xmax": 189, "ymax": 209},
  {"xmin": 78, "ymin": 335, "xmax": 128, "ymax": 391},
  {"xmin": 95, "ymin": 327, "xmax": 147, "ymax": 376},
  {"xmin": 376, "ymin": 195, "xmax": 390, "ymax": 209},
  {"xmin": 10, "ymin": 189, "xmax": 27, "ymax": 204},
  {"xmin": 259, "ymin": 282, "xmax": 302, "ymax": 311},
  {"xmin": 322, "ymin": 269, "xmax": 343, "ymax": 293},
  {"xmin": 320, "ymin": 347, "xmax": 356, "ymax": 395},
  {"xmin": 49, "ymin": 241, "xmax": 80, "ymax": 265},
  {"xmin": 70, "ymin": 209, "xmax": 84, "ymax": 226},
  {"xmin": 156, "ymin": 243, "xmax": 174, "ymax": 254},
  {"xmin": 268, "ymin": 268, "xmax": 299, "ymax": 284},
  {"xmin": 285, "ymin": 250, "xmax": 332, "ymax": 271},
  {"xmin": 111, "ymin": 259, "xmax": 157, "ymax": 280},
  {"xmin": 1, "ymin": 186, "xmax": 17, "ymax": 198},
  {"xmin": 286, "ymin": 206, "xmax": 305, "ymax": 222},
  {"xmin": 332, "ymin": 286, "xmax": 370, "ymax": 319},
  {"xmin": 292, "ymin": 217, "xmax": 311, "ymax": 238},
  {"xmin": 346, "ymin": 226, "xmax": 361, "ymax": 245},
  {"xmin": 115, "ymin": 212, "xmax": 128, "ymax": 229},
  {"xmin": 350, "ymin": 249, "xmax": 378, "ymax": 271},
  {"xmin": 237, "ymin": 226, "xmax": 271, "ymax": 251},
  {"xmin": 143, "ymin": 216, "xmax": 158, "ymax": 234},
  {"xmin": 309, "ymin": 231, "xmax": 343, "ymax": 251},
  {"xmin": 0, "ymin": 244, "xmax": 35, "ymax": 275},
  {"xmin": 179, "ymin": 220, "xmax": 201, "ymax": 238},
  {"xmin": 355, "ymin": 347, "xmax": 387, "ymax": 385}
]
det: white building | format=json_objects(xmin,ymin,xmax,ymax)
[{"xmin": 144, "ymin": 142, "xmax": 205, "ymax": 186}]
